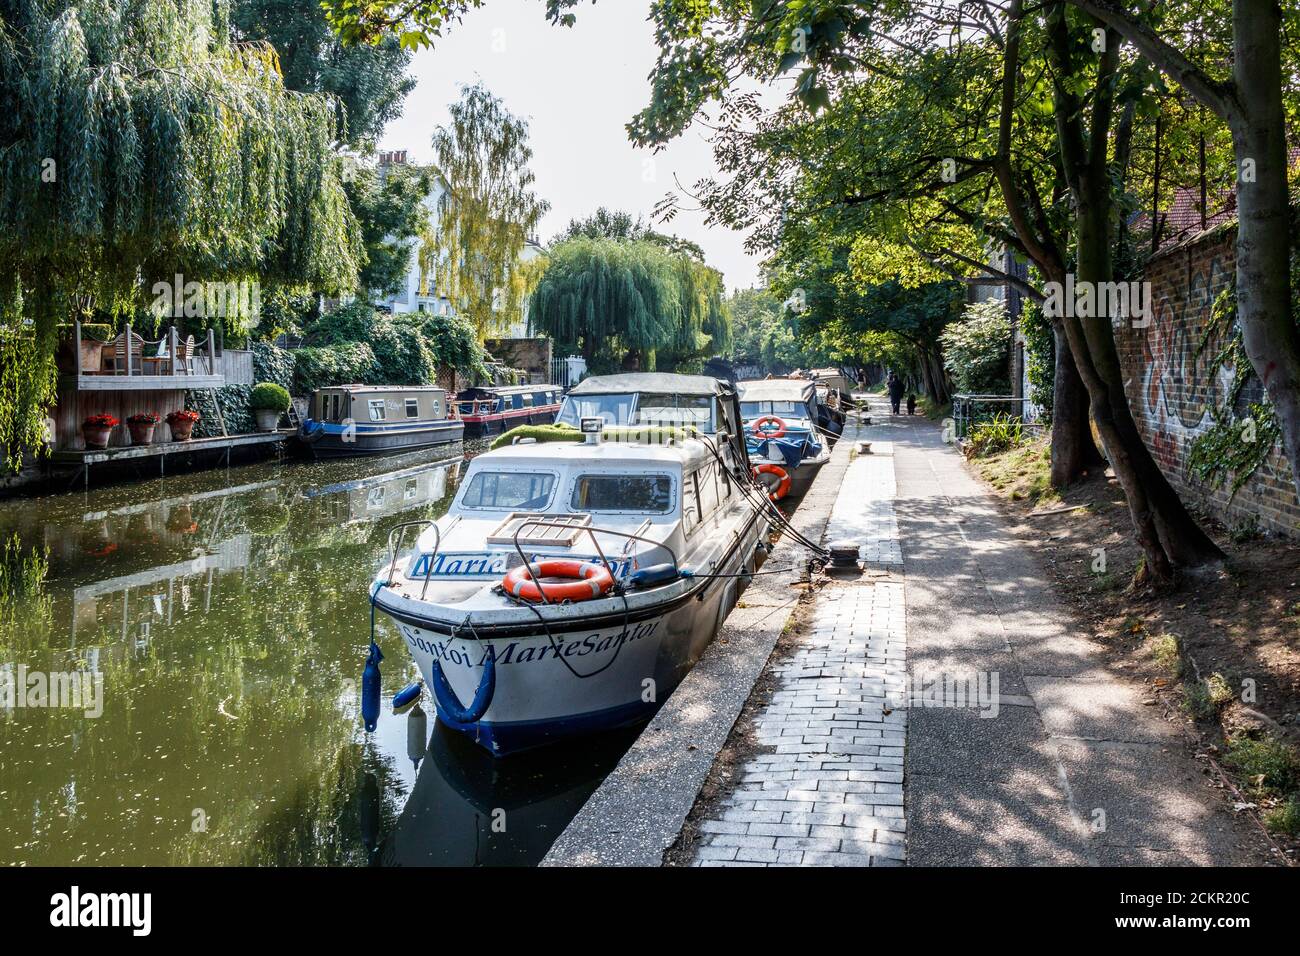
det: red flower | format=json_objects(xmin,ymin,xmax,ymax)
[
  {"xmin": 127, "ymin": 412, "xmax": 161, "ymax": 426},
  {"xmin": 166, "ymin": 409, "xmax": 201, "ymax": 424},
  {"xmin": 83, "ymin": 414, "xmax": 119, "ymax": 428}
]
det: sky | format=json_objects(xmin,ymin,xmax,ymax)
[{"xmin": 377, "ymin": 0, "xmax": 767, "ymax": 290}]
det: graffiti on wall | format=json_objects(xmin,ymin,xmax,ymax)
[{"xmin": 1138, "ymin": 253, "xmax": 1238, "ymax": 469}]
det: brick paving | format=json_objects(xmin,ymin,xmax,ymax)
[{"xmin": 692, "ymin": 441, "xmax": 908, "ymax": 866}]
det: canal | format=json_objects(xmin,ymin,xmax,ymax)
[{"xmin": 0, "ymin": 446, "xmax": 639, "ymax": 866}]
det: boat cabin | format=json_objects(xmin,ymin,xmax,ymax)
[
  {"xmin": 312, "ymin": 385, "xmax": 448, "ymax": 425},
  {"xmin": 456, "ymin": 384, "xmax": 562, "ymax": 417},
  {"xmin": 556, "ymin": 373, "xmax": 738, "ymax": 434},
  {"xmin": 738, "ymin": 378, "xmax": 819, "ymax": 432}
]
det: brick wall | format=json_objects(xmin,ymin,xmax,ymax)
[{"xmin": 1115, "ymin": 222, "xmax": 1300, "ymax": 536}]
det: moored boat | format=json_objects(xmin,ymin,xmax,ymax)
[
  {"xmin": 297, "ymin": 385, "xmax": 463, "ymax": 458},
  {"xmin": 455, "ymin": 384, "xmax": 563, "ymax": 438},
  {"xmin": 738, "ymin": 378, "xmax": 833, "ymax": 499},
  {"xmin": 369, "ymin": 373, "xmax": 771, "ymax": 756}
]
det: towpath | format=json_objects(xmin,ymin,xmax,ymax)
[{"xmin": 686, "ymin": 395, "xmax": 1269, "ymax": 866}]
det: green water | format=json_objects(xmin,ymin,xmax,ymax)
[{"xmin": 0, "ymin": 446, "xmax": 633, "ymax": 866}]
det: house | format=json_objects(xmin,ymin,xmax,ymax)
[{"xmin": 372, "ymin": 149, "xmax": 555, "ymax": 384}]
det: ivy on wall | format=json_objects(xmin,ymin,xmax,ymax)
[{"xmin": 1186, "ymin": 282, "xmax": 1281, "ymax": 495}]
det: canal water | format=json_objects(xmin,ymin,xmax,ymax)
[{"xmin": 0, "ymin": 446, "xmax": 639, "ymax": 866}]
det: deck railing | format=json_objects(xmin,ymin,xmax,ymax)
[{"xmin": 73, "ymin": 320, "xmax": 224, "ymax": 384}]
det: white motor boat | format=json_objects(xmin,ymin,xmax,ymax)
[
  {"xmin": 738, "ymin": 378, "xmax": 833, "ymax": 499},
  {"xmin": 369, "ymin": 373, "xmax": 771, "ymax": 756}
]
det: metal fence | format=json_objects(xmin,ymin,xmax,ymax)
[{"xmin": 951, "ymin": 394, "xmax": 1045, "ymax": 440}]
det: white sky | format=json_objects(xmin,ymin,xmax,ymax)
[{"xmin": 377, "ymin": 0, "xmax": 766, "ymax": 290}]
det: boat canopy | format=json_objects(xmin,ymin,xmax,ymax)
[
  {"xmin": 567, "ymin": 372, "xmax": 726, "ymax": 397},
  {"xmin": 737, "ymin": 378, "xmax": 818, "ymax": 404}
]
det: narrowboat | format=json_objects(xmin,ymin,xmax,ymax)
[
  {"xmin": 454, "ymin": 384, "xmax": 563, "ymax": 438},
  {"xmin": 369, "ymin": 373, "xmax": 772, "ymax": 756},
  {"xmin": 738, "ymin": 378, "xmax": 834, "ymax": 500},
  {"xmin": 297, "ymin": 385, "xmax": 463, "ymax": 459}
]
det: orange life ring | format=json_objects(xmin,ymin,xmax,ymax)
[
  {"xmin": 753, "ymin": 463, "xmax": 792, "ymax": 500},
  {"xmin": 753, "ymin": 415, "xmax": 787, "ymax": 439},
  {"xmin": 503, "ymin": 560, "xmax": 615, "ymax": 603}
]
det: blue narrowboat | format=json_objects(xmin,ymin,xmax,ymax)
[{"xmin": 297, "ymin": 385, "xmax": 464, "ymax": 459}]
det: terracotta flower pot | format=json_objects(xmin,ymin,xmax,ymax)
[
  {"xmin": 82, "ymin": 425, "xmax": 112, "ymax": 449},
  {"xmin": 128, "ymin": 422, "xmax": 156, "ymax": 445},
  {"xmin": 169, "ymin": 419, "xmax": 195, "ymax": 441}
]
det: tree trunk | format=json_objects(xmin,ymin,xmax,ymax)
[
  {"xmin": 1049, "ymin": 322, "xmax": 1103, "ymax": 487},
  {"xmin": 1228, "ymin": 0, "xmax": 1300, "ymax": 499},
  {"xmin": 1069, "ymin": 204, "xmax": 1224, "ymax": 583}
]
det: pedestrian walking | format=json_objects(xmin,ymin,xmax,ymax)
[
  {"xmin": 888, "ymin": 373, "xmax": 904, "ymax": 415},
  {"xmin": 906, "ymin": 393, "xmax": 917, "ymax": 415}
]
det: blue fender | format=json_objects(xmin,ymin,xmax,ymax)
[
  {"xmin": 430, "ymin": 648, "xmax": 497, "ymax": 724},
  {"xmin": 361, "ymin": 640, "xmax": 383, "ymax": 732}
]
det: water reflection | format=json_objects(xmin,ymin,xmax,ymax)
[{"xmin": 0, "ymin": 444, "xmax": 633, "ymax": 866}]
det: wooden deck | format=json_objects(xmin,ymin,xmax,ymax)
[{"xmin": 50, "ymin": 431, "xmax": 294, "ymax": 489}]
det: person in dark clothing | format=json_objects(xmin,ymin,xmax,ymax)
[
  {"xmin": 906, "ymin": 393, "xmax": 917, "ymax": 415},
  {"xmin": 887, "ymin": 373, "xmax": 904, "ymax": 414}
]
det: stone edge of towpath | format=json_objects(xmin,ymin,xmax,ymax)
[{"xmin": 541, "ymin": 424, "xmax": 859, "ymax": 866}]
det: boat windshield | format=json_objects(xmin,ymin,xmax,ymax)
[
  {"xmin": 556, "ymin": 392, "xmax": 715, "ymax": 432},
  {"xmin": 571, "ymin": 474, "xmax": 674, "ymax": 513},
  {"xmin": 556, "ymin": 394, "xmax": 635, "ymax": 428},
  {"xmin": 741, "ymin": 400, "xmax": 809, "ymax": 420},
  {"xmin": 459, "ymin": 471, "xmax": 556, "ymax": 511}
]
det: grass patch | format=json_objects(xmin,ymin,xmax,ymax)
[
  {"xmin": 1224, "ymin": 735, "xmax": 1300, "ymax": 794},
  {"xmin": 1222, "ymin": 734, "xmax": 1300, "ymax": 836},
  {"xmin": 919, "ymin": 398, "xmax": 950, "ymax": 421},
  {"xmin": 1265, "ymin": 796, "xmax": 1300, "ymax": 836},
  {"xmin": 1149, "ymin": 632, "xmax": 1182, "ymax": 676},
  {"xmin": 971, "ymin": 437, "xmax": 1060, "ymax": 506}
]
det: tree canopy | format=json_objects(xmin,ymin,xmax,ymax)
[
  {"xmin": 529, "ymin": 232, "xmax": 730, "ymax": 374},
  {"xmin": 421, "ymin": 83, "xmax": 549, "ymax": 338},
  {"xmin": 0, "ymin": 0, "xmax": 363, "ymax": 469}
]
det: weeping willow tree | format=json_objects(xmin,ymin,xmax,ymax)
[
  {"xmin": 529, "ymin": 236, "xmax": 731, "ymax": 373},
  {"xmin": 419, "ymin": 83, "xmax": 548, "ymax": 339},
  {"xmin": 0, "ymin": 0, "xmax": 364, "ymax": 470}
]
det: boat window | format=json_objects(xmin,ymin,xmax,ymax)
[
  {"xmin": 319, "ymin": 395, "xmax": 330, "ymax": 420},
  {"xmin": 522, "ymin": 393, "xmax": 534, "ymax": 408},
  {"xmin": 332, "ymin": 394, "xmax": 341, "ymax": 422},
  {"xmin": 460, "ymin": 471, "xmax": 556, "ymax": 511},
  {"xmin": 635, "ymin": 393, "xmax": 713, "ymax": 430},
  {"xmin": 570, "ymin": 474, "xmax": 673, "ymax": 514},
  {"xmin": 556, "ymin": 394, "xmax": 635, "ymax": 428},
  {"xmin": 405, "ymin": 398, "xmax": 419, "ymax": 419},
  {"xmin": 698, "ymin": 464, "xmax": 719, "ymax": 516},
  {"xmin": 368, "ymin": 399, "xmax": 386, "ymax": 422},
  {"xmin": 741, "ymin": 400, "xmax": 806, "ymax": 419}
]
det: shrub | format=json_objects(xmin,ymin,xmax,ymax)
[
  {"xmin": 940, "ymin": 299, "xmax": 1011, "ymax": 395},
  {"xmin": 249, "ymin": 382, "xmax": 291, "ymax": 412},
  {"xmin": 1019, "ymin": 301, "xmax": 1054, "ymax": 423},
  {"xmin": 965, "ymin": 412, "xmax": 1024, "ymax": 457},
  {"xmin": 293, "ymin": 342, "xmax": 379, "ymax": 394},
  {"xmin": 1224, "ymin": 735, "xmax": 1300, "ymax": 794}
]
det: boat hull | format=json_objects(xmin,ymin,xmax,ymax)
[
  {"xmin": 382, "ymin": 526, "xmax": 760, "ymax": 756},
  {"xmin": 297, "ymin": 420, "xmax": 465, "ymax": 459},
  {"xmin": 459, "ymin": 404, "xmax": 560, "ymax": 438}
]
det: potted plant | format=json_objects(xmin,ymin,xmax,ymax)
[
  {"xmin": 127, "ymin": 411, "xmax": 160, "ymax": 446},
  {"xmin": 166, "ymin": 408, "xmax": 201, "ymax": 441},
  {"xmin": 249, "ymin": 382, "xmax": 291, "ymax": 432},
  {"xmin": 81, "ymin": 413, "xmax": 118, "ymax": 449}
]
